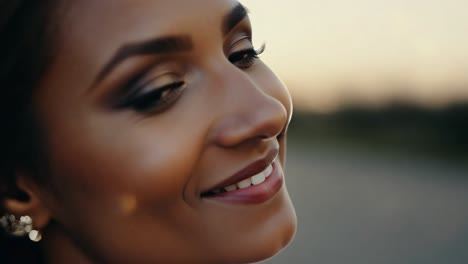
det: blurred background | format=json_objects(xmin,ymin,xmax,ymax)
[{"xmin": 240, "ymin": 0, "xmax": 468, "ymax": 263}]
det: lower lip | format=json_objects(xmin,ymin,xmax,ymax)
[{"xmin": 203, "ymin": 161, "xmax": 284, "ymax": 205}]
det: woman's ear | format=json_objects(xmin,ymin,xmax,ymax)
[{"xmin": 2, "ymin": 172, "xmax": 52, "ymax": 231}]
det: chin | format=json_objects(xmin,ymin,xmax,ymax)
[
  {"xmin": 254, "ymin": 197, "xmax": 297, "ymax": 263},
  {"xmin": 224, "ymin": 191, "xmax": 297, "ymax": 264},
  {"xmin": 236, "ymin": 222, "xmax": 296, "ymax": 263}
]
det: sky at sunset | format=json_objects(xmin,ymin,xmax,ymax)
[{"xmin": 241, "ymin": 0, "xmax": 468, "ymax": 111}]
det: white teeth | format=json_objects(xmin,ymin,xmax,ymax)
[
  {"xmin": 218, "ymin": 164, "xmax": 274, "ymax": 193},
  {"xmin": 251, "ymin": 171, "xmax": 266, "ymax": 185},
  {"xmin": 237, "ymin": 178, "xmax": 252, "ymax": 189},
  {"xmin": 224, "ymin": 184, "xmax": 237, "ymax": 192},
  {"xmin": 264, "ymin": 164, "xmax": 273, "ymax": 178}
]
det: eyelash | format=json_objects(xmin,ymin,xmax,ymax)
[
  {"xmin": 118, "ymin": 44, "xmax": 266, "ymax": 113},
  {"xmin": 228, "ymin": 44, "xmax": 266, "ymax": 69},
  {"xmin": 116, "ymin": 81, "xmax": 186, "ymax": 113}
]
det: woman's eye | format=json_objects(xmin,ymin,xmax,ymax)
[
  {"xmin": 228, "ymin": 45, "xmax": 265, "ymax": 69},
  {"xmin": 116, "ymin": 80, "xmax": 186, "ymax": 114}
]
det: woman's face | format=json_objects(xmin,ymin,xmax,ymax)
[{"xmin": 35, "ymin": 0, "xmax": 295, "ymax": 263}]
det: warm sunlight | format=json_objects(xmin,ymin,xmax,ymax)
[{"xmin": 241, "ymin": 0, "xmax": 468, "ymax": 111}]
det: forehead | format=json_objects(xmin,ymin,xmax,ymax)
[
  {"xmin": 44, "ymin": 0, "xmax": 240, "ymax": 95},
  {"xmin": 63, "ymin": 0, "xmax": 239, "ymax": 39}
]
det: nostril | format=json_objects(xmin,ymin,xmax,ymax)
[
  {"xmin": 276, "ymin": 131, "xmax": 285, "ymax": 140},
  {"xmin": 276, "ymin": 121, "xmax": 289, "ymax": 140}
]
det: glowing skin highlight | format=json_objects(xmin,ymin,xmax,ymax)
[{"xmin": 24, "ymin": 1, "xmax": 296, "ymax": 263}]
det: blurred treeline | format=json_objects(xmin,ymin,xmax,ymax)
[{"xmin": 288, "ymin": 101, "xmax": 468, "ymax": 161}]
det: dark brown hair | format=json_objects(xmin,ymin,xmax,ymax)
[{"xmin": 0, "ymin": 1, "xmax": 62, "ymax": 263}]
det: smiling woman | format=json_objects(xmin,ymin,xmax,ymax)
[{"xmin": 0, "ymin": 0, "xmax": 296, "ymax": 263}]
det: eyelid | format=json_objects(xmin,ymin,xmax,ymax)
[
  {"xmin": 104, "ymin": 59, "xmax": 186, "ymax": 110},
  {"xmin": 115, "ymin": 80, "xmax": 186, "ymax": 113},
  {"xmin": 226, "ymin": 35, "xmax": 254, "ymax": 59},
  {"xmin": 223, "ymin": 22, "xmax": 253, "ymax": 51},
  {"xmin": 122, "ymin": 71, "xmax": 183, "ymax": 102},
  {"xmin": 134, "ymin": 71, "xmax": 183, "ymax": 94},
  {"xmin": 111, "ymin": 60, "xmax": 184, "ymax": 96},
  {"xmin": 230, "ymin": 34, "xmax": 252, "ymax": 49}
]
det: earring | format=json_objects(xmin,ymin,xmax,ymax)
[{"xmin": 0, "ymin": 214, "xmax": 42, "ymax": 242}]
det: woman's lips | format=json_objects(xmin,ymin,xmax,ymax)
[
  {"xmin": 201, "ymin": 160, "xmax": 284, "ymax": 204},
  {"xmin": 201, "ymin": 149, "xmax": 279, "ymax": 194}
]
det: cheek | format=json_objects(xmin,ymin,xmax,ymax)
[{"xmin": 44, "ymin": 115, "xmax": 202, "ymax": 214}]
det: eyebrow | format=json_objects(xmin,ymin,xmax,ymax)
[
  {"xmin": 92, "ymin": 3, "xmax": 248, "ymax": 87},
  {"xmin": 94, "ymin": 36, "xmax": 193, "ymax": 84},
  {"xmin": 222, "ymin": 3, "xmax": 248, "ymax": 36}
]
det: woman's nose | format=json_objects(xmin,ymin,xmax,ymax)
[{"xmin": 211, "ymin": 73, "xmax": 289, "ymax": 148}]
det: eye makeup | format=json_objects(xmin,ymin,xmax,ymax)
[
  {"xmin": 227, "ymin": 33, "xmax": 266, "ymax": 69},
  {"xmin": 116, "ymin": 80, "xmax": 186, "ymax": 113},
  {"xmin": 106, "ymin": 59, "xmax": 188, "ymax": 114},
  {"xmin": 228, "ymin": 46, "xmax": 265, "ymax": 69},
  {"xmin": 93, "ymin": 36, "xmax": 193, "ymax": 87},
  {"xmin": 98, "ymin": 5, "xmax": 261, "ymax": 115}
]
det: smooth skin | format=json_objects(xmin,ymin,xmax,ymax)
[{"xmin": 6, "ymin": 0, "xmax": 296, "ymax": 263}]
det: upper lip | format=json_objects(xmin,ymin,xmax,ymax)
[{"xmin": 201, "ymin": 148, "xmax": 279, "ymax": 195}]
